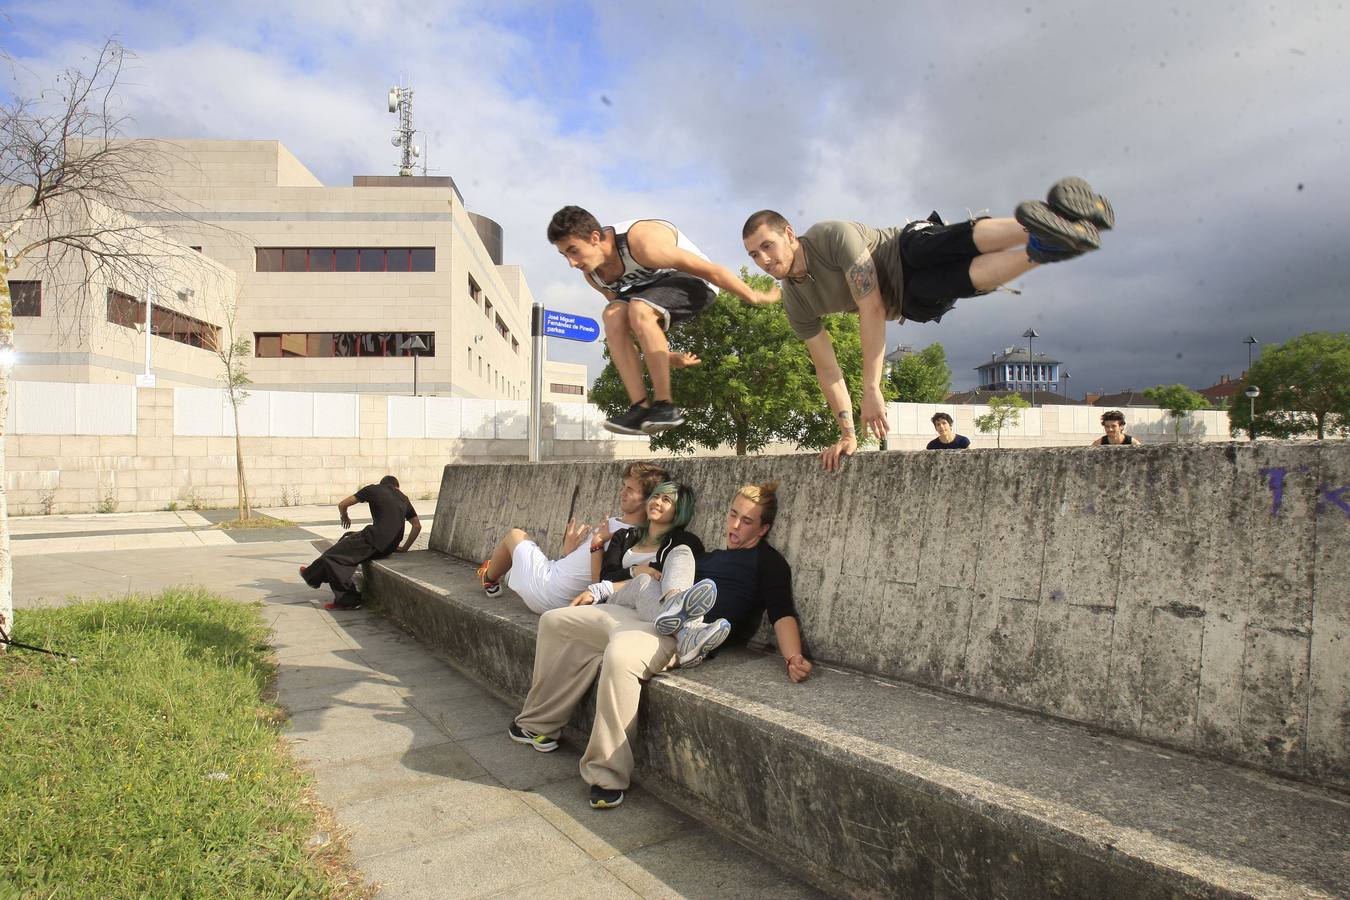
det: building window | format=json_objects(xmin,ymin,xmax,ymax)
[
  {"xmin": 8, "ymin": 280, "xmax": 41, "ymax": 316},
  {"xmin": 495, "ymin": 314, "xmax": 510, "ymax": 341},
  {"xmin": 468, "ymin": 275, "xmax": 483, "ymax": 305},
  {"xmin": 255, "ymin": 247, "xmax": 436, "ymax": 272},
  {"xmin": 253, "ymin": 331, "xmax": 436, "ymax": 358},
  {"xmin": 511, "ymin": 336, "xmax": 520, "ymax": 355},
  {"xmin": 106, "ymin": 289, "xmax": 220, "ymax": 350},
  {"xmin": 550, "ymin": 383, "xmax": 585, "ymax": 396},
  {"xmin": 484, "ymin": 297, "xmax": 493, "ymax": 320}
]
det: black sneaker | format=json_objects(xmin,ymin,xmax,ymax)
[
  {"xmin": 589, "ymin": 784, "xmax": 625, "ymax": 809},
  {"xmin": 604, "ymin": 403, "xmax": 650, "ymax": 436},
  {"xmin": 508, "ymin": 722, "xmax": 559, "ymax": 752},
  {"xmin": 1015, "ymin": 200, "xmax": 1101, "ymax": 254},
  {"xmin": 1046, "ymin": 176, "xmax": 1115, "ymax": 230},
  {"xmin": 640, "ymin": 401, "xmax": 685, "ymax": 434}
]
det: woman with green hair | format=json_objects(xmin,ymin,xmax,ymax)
[{"xmin": 579, "ymin": 481, "xmax": 731, "ymax": 669}]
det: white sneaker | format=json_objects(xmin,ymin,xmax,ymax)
[
  {"xmin": 675, "ymin": 618, "xmax": 731, "ymax": 668},
  {"xmin": 654, "ymin": 579, "xmax": 718, "ymax": 636}
]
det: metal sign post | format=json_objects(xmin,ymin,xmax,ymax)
[
  {"xmin": 528, "ymin": 307, "xmax": 599, "ymax": 464},
  {"xmin": 529, "ymin": 304, "xmax": 544, "ymax": 462}
]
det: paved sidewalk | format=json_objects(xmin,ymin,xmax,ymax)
[
  {"xmin": 7, "ymin": 504, "xmax": 434, "ymax": 557},
  {"xmin": 11, "ymin": 527, "xmax": 823, "ymax": 898}
]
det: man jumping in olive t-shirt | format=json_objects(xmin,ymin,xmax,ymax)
[{"xmin": 741, "ymin": 176, "xmax": 1114, "ymax": 471}]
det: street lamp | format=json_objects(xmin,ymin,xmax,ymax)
[
  {"xmin": 1060, "ymin": 371, "xmax": 1071, "ymax": 402},
  {"xmin": 1244, "ymin": 385, "xmax": 1260, "ymax": 440},
  {"xmin": 1022, "ymin": 328, "xmax": 1040, "ymax": 407},
  {"xmin": 1243, "ymin": 335, "xmax": 1259, "ymax": 376}
]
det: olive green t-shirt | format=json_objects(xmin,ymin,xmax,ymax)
[{"xmin": 781, "ymin": 220, "xmax": 906, "ymax": 340}]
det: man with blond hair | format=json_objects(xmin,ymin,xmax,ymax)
[
  {"xmin": 507, "ymin": 482, "xmax": 811, "ymax": 810},
  {"xmin": 477, "ymin": 461, "xmax": 669, "ymax": 613}
]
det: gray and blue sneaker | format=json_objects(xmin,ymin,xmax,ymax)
[
  {"xmin": 654, "ymin": 579, "xmax": 718, "ymax": 636},
  {"xmin": 1046, "ymin": 176, "xmax": 1115, "ymax": 230},
  {"xmin": 675, "ymin": 618, "xmax": 732, "ymax": 669},
  {"xmin": 508, "ymin": 722, "xmax": 558, "ymax": 752},
  {"xmin": 1015, "ymin": 200, "xmax": 1100, "ymax": 264}
]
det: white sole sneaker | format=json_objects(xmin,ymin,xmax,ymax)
[
  {"xmin": 676, "ymin": 618, "xmax": 731, "ymax": 668},
  {"xmin": 654, "ymin": 579, "xmax": 718, "ymax": 636}
]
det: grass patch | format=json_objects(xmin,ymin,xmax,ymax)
[
  {"xmin": 0, "ymin": 589, "xmax": 365, "ymax": 898},
  {"xmin": 211, "ymin": 516, "xmax": 298, "ymax": 530}
]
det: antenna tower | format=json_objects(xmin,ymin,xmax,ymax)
[{"xmin": 387, "ymin": 81, "xmax": 421, "ymax": 176}]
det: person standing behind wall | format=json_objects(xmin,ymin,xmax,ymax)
[
  {"xmin": 1093, "ymin": 409, "xmax": 1141, "ymax": 446},
  {"xmin": 926, "ymin": 412, "xmax": 971, "ymax": 449}
]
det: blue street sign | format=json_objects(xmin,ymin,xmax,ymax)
[{"xmin": 542, "ymin": 309, "xmax": 600, "ymax": 343}]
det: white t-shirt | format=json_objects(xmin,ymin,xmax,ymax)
[{"xmin": 621, "ymin": 547, "xmax": 658, "ymax": 569}]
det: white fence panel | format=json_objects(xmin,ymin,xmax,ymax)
[
  {"xmin": 234, "ymin": 391, "xmax": 272, "ymax": 437},
  {"xmin": 387, "ymin": 395, "xmax": 426, "ymax": 439},
  {"xmin": 175, "ymin": 388, "xmax": 224, "ymax": 436},
  {"xmin": 425, "ymin": 397, "xmax": 463, "ymax": 439},
  {"xmin": 313, "ymin": 393, "xmax": 360, "ymax": 438},
  {"xmin": 461, "ymin": 399, "xmax": 496, "ymax": 439},
  {"xmin": 496, "ymin": 401, "xmax": 529, "ymax": 439},
  {"xmin": 269, "ymin": 391, "xmax": 315, "ymax": 437},
  {"xmin": 15, "ymin": 382, "xmax": 77, "ymax": 434},
  {"xmin": 553, "ymin": 402, "xmax": 587, "ymax": 440},
  {"xmin": 75, "ymin": 384, "xmax": 137, "ymax": 435}
]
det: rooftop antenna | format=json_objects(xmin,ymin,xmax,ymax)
[{"xmin": 387, "ymin": 80, "xmax": 421, "ymax": 176}]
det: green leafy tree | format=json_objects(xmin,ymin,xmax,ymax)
[
  {"xmin": 589, "ymin": 270, "xmax": 882, "ymax": 455},
  {"xmin": 1142, "ymin": 383, "xmax": 1210, "ymax": 441},
  {"xmin": 885, "ymin": 342, "xmax": 951, "ymax": 403},
  {"xmin": 1228, "ymin": 332, "xmax": 1350, "ymax": 440},
  {"xmin": 974, "ymin": 393, "xmax": 1030, "ymax": 448}
]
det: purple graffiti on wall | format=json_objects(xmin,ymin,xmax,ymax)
[{"xmin": 1260, "ymin": 466, "xmax": 1350, "ymax": 520}]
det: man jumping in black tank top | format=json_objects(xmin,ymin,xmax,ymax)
[{"xmin": 548, "ymin": 206, "xmax": 779, "ymax": 435}]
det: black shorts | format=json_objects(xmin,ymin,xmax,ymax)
[
  {"xmin": 614, "ymin": 273, "xmax": 716, "ymax": 329},
  {"xmin": 898, "ymin": 213, "xmax": 983, "ymax": 323}
]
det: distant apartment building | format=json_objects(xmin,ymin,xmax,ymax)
[
  {"xmin": 12, "ymin": 140, "xmax": 533, "ymax": 400},
  {"xmin": 975, "ymin": 346, "xmax": 1064, "ymax": 394}
]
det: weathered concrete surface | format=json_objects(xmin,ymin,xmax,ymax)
[
  {"xmin": 367, "ymin": 552, "xmax": 1350, "ymax": 899},
  {"xmin": 428, "ymin": 442, "xmax": 1350, "ymax": 790}
]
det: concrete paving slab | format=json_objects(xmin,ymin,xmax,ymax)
[
  {"xmin": 276, "ymin": 649, "xmax": 390, "ymax": 694},
  {"xmin": 455, "ymin": 733, "xmax": 584, "ymax": 791},
  {"xmin": 276, "ymin": 675, "xmax": 406, "ymax": 717},
  {"xmin": 287, "ymin": 705, "xmax": 452, "ymax": 765},
  {"xmin": 488, "ymin": 861, "xmax": 643, "ymax": 899},
  {"xmin": 405, "ymin": 691, "xmax": 531, "ymax": 744},
  {"xmin": 344, "ymin": 777, "xmax": 535, "ymax": 861},
  {"xmin": 601, "ymin": 829, "xmax": 830, "ymax": 900},
  {"xmin": 313, "ymin": 743, "xmax": 491, "ymax": 809},
  {"xmin": 356, "ymin": 814, "xmax": 595, "ymax": 898},
  {"xmin": 516, "ymin": 780, "xmax": 694, "ymax": 861}
]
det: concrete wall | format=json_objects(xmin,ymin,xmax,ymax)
[{"xmin": 427, "ymin": 442, "xmax": 1350, "ymax": 790}]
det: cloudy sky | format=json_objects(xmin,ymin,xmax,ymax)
[{"xmin": 4, "ymin": 0, "xmax": 1347, "ymax": 393}]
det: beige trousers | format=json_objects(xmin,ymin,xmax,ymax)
[{"xmin": 515, "ymin": 603, "xmax": 677, "ymax": 790}]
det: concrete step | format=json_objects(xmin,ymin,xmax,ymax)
[{"xmin": 367, "ymin": 550, "xmax": 1350, "ymax": 900}]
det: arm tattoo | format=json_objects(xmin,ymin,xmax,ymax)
[
  {"xmin": 836, "ymin": 410, "xmax": 856, "ymax": 434},
  {"xmin": 846, "ymin": 252, "xmax": 878, "ymax": 299}
]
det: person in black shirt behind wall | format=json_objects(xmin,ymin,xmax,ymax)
[
  {"xmin": 301, "ymin": 475, "xmax": 420, "ymax": 610},
  {"xmin": 925, "ymin": 411, "xmax": 971, "ymax": 450},
  {"xmin": 507, "ymin": 481, "xmax": 810, "ymax": 811}
]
